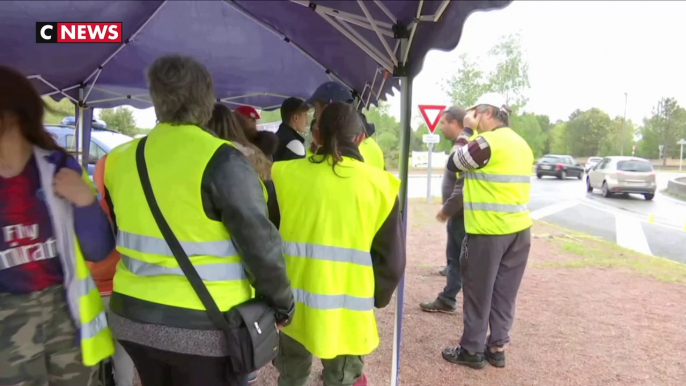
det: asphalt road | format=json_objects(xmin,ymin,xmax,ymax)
[{"xmin": 404, "ymin": 172, "xmax": 686, "ymax": 264}]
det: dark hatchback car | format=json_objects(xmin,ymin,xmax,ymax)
[{"xmin": 536, "ymin": 154, "xmax": 584, "ymax": 179}]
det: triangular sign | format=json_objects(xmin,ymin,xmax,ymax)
[{"xmin": 418, "ymin": 105, "xmax": 446, "ymax": 133}]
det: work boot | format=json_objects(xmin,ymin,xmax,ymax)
[
  {"xmin": 441, "ymin": 346, "xmax": 486, "ymax": 369},
  {"xmin": 439, "ymin": 266, "xmax": 448, "ymax": 276},
  {"xmin": 419, "ymin": 298, "xmax": 457, "ymax": 314},
  {"xmin": 485, "ymin": 347, "xmax": 506, "ymax": 368}
]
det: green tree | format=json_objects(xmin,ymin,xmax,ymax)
[
  {"xmin": 637, "ymin": 98, "xmax": 686, "ymax": 164},
  {"xmin": 442, "ymin": 53, "xmax": 490, "ymax": 108},
  {"xmin": 564, "ymin": 108, "xmax": 612, "ymax": 157},
  {"xmin": 99, "ymin": 107, "xmax": 137, "ymax": 136},
  {"xmin": 43, "ymin": 97, "xmax": 73, "ymax": 124},
  {"xmin": 535, "ymin": 115, "xmax": 553, "ymax": 154},
  {"xmin": 510, "ymin": 113, "xmax": 544, "ymax": 158},
  {"xmin": 549, "ymin": 122, "xmax": 572, "ymax": 155},
  {"xmin": 487, "ymin": 33, "xmax": 530, "ymax": 112},
  {"xmin": 258, "ymin": 108, "xmax": 282, "ymax": 123},
  {"xmin": 599, "ymin": 116, "xmax": 635, "ymax": 156},
  {"xmin": 365, "ymin": 102, "xmax": 403, "ymax": 168}
]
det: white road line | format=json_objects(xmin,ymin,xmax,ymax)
[
  {"xmin": 530, "ymin": 200, "xmax": 579, "ymax": 220},
  {"xmin": 615, "ymin": 214, "xmax": 652, "ymax": 255}
]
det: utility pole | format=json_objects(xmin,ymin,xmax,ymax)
[{"xmin": 621, "ymin": 92, "xmax": 627, "ymax": 156}]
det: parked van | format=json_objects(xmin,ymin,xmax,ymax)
[{"xmin": 46, "ymin": 125, "xmax": 133, "ymax": 179}]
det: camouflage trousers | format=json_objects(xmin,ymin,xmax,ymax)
[{"xmin": 0, "ymin": 285, "xmax": 98, "ymax": 386}]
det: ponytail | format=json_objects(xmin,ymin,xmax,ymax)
[{"xmin": 308, "ymin": 102, "xmax": 363, "ymax": 177}]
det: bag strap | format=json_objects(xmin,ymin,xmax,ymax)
[{"xmin": 135, "ymin": 137, "xmax": 234, "ymax": 334}]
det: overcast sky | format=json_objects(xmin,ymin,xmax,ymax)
[{"xmin": 127, "ymin": 1, "xmax": 686, "ymax": 129}]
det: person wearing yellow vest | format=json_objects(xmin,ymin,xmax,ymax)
[
  {"xmin": 357, "ymin": 113, "xmax": 385, "ymax": 170},
  {"xmin": 272, "ymin": 102, "xmax": 406, "ymax": 386},
  {"xmin": 103, "ymin": 55, "xmax": 294, "ymax": 386},
  {"xmin": 442, "ymin": 93, "xmax": 533, "ymax": 370},
  {"xmin": 0, "ymin": 64, "xmax": 115, "ymax": 385},
  {"xmin": 420, "ymin": 106, "xmax": 469, "ymax": 314}
]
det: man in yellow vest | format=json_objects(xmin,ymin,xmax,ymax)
[
  {"xmin": 441, "ymin": 93, "xmax": 533, "ymax": 370},
  {"xmin": 104, "ymin": 55, "xmax": 294, "ymax": 385},
  {"xmin": 357, "ymin": 114, "xmax": 385, "ymax": 170}
]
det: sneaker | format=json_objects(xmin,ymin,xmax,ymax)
[
  {"xmin": 419, "ymin": 298, "xmax": 457, "ymax": 314},
  {"xmin": 353, "ymin": 374, "xmax": 368, "ymax": 386},
  {"xmin": 247, "ymin": 370, "xmax": 259, "ymax": 384},
  {"xmin": 441, "ymin": 346, "xmax": 486, "ymax": 369},
  {"xmin": 439, "ymin": 266, "xmax": 448, "ymax": 276},
  {"xmin": 485, "ymin": 348, "xmax": 506, "ymax": 368}
]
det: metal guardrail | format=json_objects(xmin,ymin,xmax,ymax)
[{"xmin": 667, "ymin": 176, "xmax": 686, "ymax": 197}]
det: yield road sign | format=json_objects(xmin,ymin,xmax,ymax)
[
  {"xmin": 418, "ymin": 104, "xmax": 446, "ymax": 133},
  {"xmin": 422, "ymin": 134, "xmax": 441, "ymax": 144}
]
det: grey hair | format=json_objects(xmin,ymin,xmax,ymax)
[
  {"xmin": 147, "ymin": 55, "xmax": 215, "ymax": 126},
  {"xmin": 476, "ymin": 104, "xmax": 511, "ymax": 126}
]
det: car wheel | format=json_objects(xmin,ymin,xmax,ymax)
[
  {"xmin": 558, "ymin": 170, "xmax": 566, "ymax": 180},
  {"xmin": 537, "ymin": 174, "xmax": 542, "ymax": 179},
  {"xmin": 586, "ymin": 177, "xmax": 593, "ymax": 192},
  {"xmin": 602, "ymin": 181, "xmax": 612, "ymax": 198},
  {"xmin": 577, "ymin": 171, "xmax": 583, "ymax": 179},
  {"xmin": 644, "ymin": 193, "xmax": 655, "ymax": 201}
]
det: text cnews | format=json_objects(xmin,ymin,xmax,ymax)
[{"xmin": 36, "ymin": 22, "xmax": 122, "ymax": 43}]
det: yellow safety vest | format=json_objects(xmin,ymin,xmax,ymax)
[
  {"xmin": 463, "ymin": 127, "xmax": 533, "ymax": 235},
  {"xmin": 272, "ymin": 156, "xmax": 400, "ymax": 359},
  {"xmin": 359, "ymin": 137, "xmax": 385, "ymax": 170},
  {"xmin": 105, "ymin": 124, "xmax": 252, "ymax": 312}
]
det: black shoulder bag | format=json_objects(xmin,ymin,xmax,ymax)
[{"xmin": 135, "ymin": 137, "xmax": 279, "ymax": 374}]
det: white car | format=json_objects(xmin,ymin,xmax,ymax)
[
  {"xmin": 586, "ymin": 156, "xmax": 656, "ymax": 200},
  {"xmin": 584, "ymin": 157, "xmax": 603, "ymax": 173}
]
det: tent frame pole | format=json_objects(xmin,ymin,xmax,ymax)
[{"xmin": 75, "ymin": 87, "xmax": 85, "ymax": 166}]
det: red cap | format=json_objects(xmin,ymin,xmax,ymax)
[{"xmin": 236, "ymin": 106, "xmax": 261, "ymax": 120}]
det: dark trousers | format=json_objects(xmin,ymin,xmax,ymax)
[
  {"xmin": 459, "ymin": 228, "xmax": 531, "ymax": 354},
  {"xmin": 274, "ymin": 333, "xmax": 364, "ymax": 386},
  {"xmin": 438, "ymin": 217, "xmax": 465, "ymax": 308},
  {"xmin": 119, "ymin": 341, "xmax": 248, "ymax": 386}
]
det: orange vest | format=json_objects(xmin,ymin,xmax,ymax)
[{"xmin": 86, "ymin": 155, "xmax": 120, "ymax": 296}]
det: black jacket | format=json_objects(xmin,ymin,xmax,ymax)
[
  {"xmin": 274, "ymin": 123, "xmax": 306, "ymax": 162},
  {"xmin": 108, "ymin": 143, "xmax": 295, "ymax": 329}
]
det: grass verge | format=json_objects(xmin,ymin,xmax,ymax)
[
  {"xmin": 661, "ymin": 188, "xmax": 686, "ymax": 202},
  {"xmin": 533, "ymin": 220, "xmax": 686, "ymax": 283}
]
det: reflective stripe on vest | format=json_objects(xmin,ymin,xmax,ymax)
[
  {"xmin": 118, "ymin": 231, "xmax": 238, "ymax": 258},
  {"xmin": 120, "ymin": 255, "xmax": 246, "ymax": 281},
  {"xmin": 283, "ymin": 241, "xmax": 372, "ymax": 267},
  {"xmin": 272, "ymin": 156, "xmax": 400, "ymax": 359},
  {"xmin": 106, "ymin": 124, "xmax": 252, "ymax": 312},
  {"xmin": 463, "ymin": 127, "xmax": 533, "ymax": 235}
]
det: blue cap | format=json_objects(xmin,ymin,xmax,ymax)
[{"xmin": 305, "ymin": 81, "xmax": 354, "ymax": 105}]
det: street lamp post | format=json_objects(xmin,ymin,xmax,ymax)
[{"xmin": 621, "ymin": 92, "xmax": 627, "ymax": 156}]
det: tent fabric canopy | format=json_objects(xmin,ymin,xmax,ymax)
[{"xmin": 1, "ymin": 0, "xmax": 509, "ymax": 110}]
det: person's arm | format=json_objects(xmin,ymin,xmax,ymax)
[
  {"xmin": 370, "ymin": 198, "xmax": 406, "ymax": 308},
  {"xmin": 446, "ymin": 128, "xmax": 492, "ymax": 173},
  {"xmin": 63, "ymin": 156, "xmax": 115, "ymax": 262},
  {"xmin": 278, "ymin": 140, "xmax": 306, "ymax": 161},
  {"xmin": 205, "ymin": 145, "xmax": 295, "ymax": 324},
  {"xmin": 441, "ymin": 173, "xmax": 465, "ymax": 218},
  {"xmin": 264, "ymin": 180, "xmax": 281, "ymax": 229}
]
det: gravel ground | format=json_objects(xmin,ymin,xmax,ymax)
[{"xmin": 255, "ymin": 202, "xmax": 686, "ymax": 386}]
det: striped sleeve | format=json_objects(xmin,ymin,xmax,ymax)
[{"xmin": 447, "ymin": 131, "xmax": 491, "ymax": 172}]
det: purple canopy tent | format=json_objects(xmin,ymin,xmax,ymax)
[{"xmin": 0, "ymin": 1, "xmax": 510, "ymax": 383}]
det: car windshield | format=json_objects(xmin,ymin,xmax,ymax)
[
  {"xmin": 588, "ymin": 157, "xmax": 602, "ymax": 163},
  {"xmin": 617, "ymin": 160, "xmax": 653, "ymax": 172},
  {"xmin": 91, "ymin": 131, "xmax": 133, "ymax": 151},
  {"xmin": 539, "ymin": 156, "xmax": 561, "ymax": 164}
]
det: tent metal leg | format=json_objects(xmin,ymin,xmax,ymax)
[{"xmin": 391, "ymin": 75, "xmax": 413, "ymax": 386}]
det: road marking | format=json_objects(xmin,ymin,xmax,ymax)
[
  {"xmin": 615, "ymin": 214, "xmax": 652, "ymax": 255},
  {"xmin": 530, "ymin": 200, "xmax": 579, "ymax": 220}
]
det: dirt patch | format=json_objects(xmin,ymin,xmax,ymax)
[{"xmin": 253, "ymin": 201, "xmax": 686, "ymax": 385}]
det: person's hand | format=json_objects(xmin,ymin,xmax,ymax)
[
  {"xmin": 53, "ymin": 168, "xmax": 95, "ymax": 207},
  {"xmin": 463, "ymin": 109, "xmax": 480, "ymax": 130},
  {"xmin": 436, "ymin": 209, "xmax": 449, "ymax": 223}
]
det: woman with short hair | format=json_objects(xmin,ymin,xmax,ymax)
[{"xmin": 105, "ymin": 55, "xmax": 294, "ymax": 386}]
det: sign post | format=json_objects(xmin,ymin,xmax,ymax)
[
  {"xmin": 418, "ymin": 105, "xmax": 446, "ymax": 203},
  {"xmin": 678, "ymin": 139, "xmax": 686, "ymax": 171}
]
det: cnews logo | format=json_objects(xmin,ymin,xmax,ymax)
[{"xmin": 36, "ymin": 22, "xmax": 122, "ymax": 43}]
